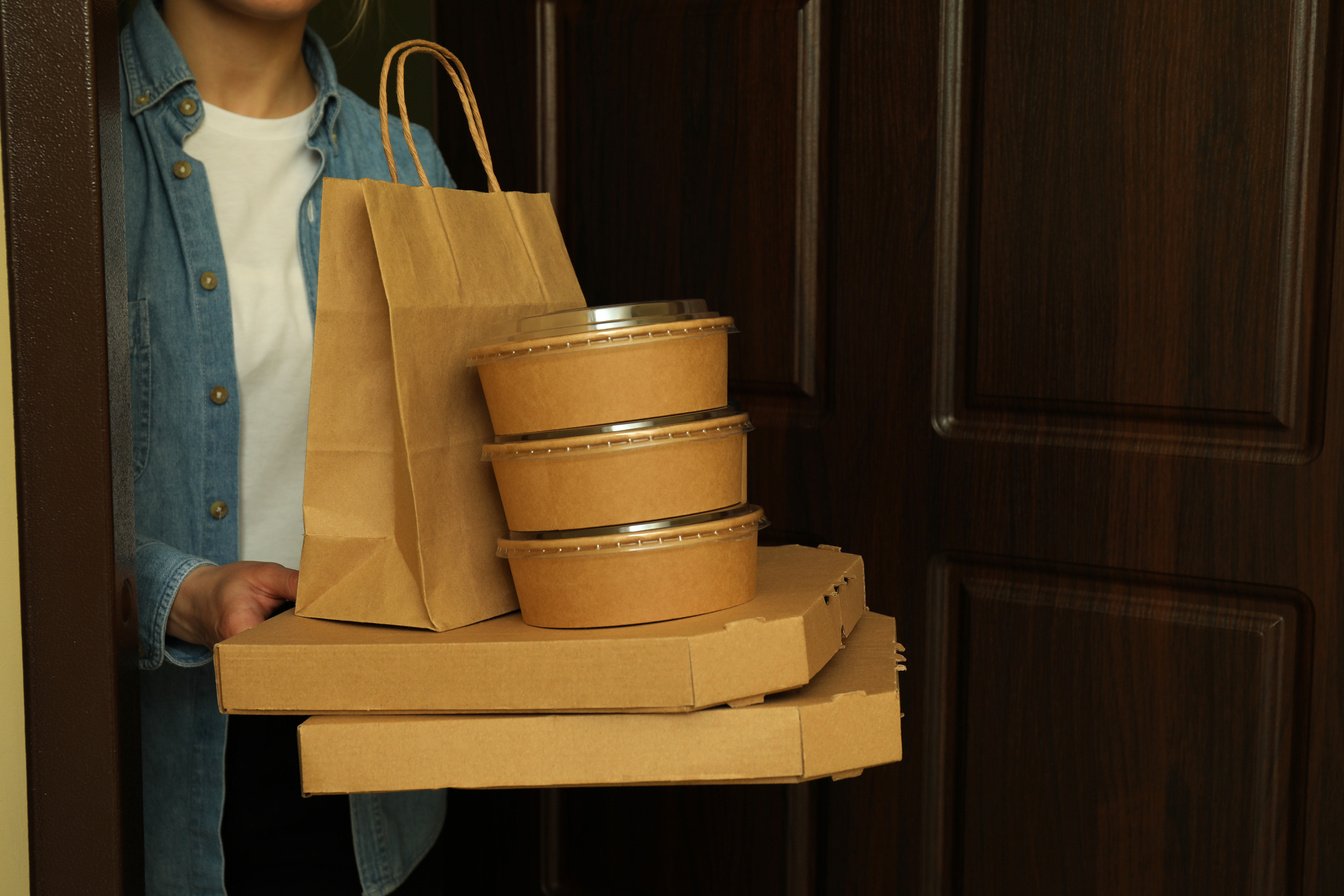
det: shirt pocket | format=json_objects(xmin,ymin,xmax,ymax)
[{"xmin": 128, "ymin": 294, "xmax": 151, "ymax": 480}]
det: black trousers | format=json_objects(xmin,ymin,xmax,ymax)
[{"xmin": 222, "ymin": 714, "xmax": 446, "ymax": 895}]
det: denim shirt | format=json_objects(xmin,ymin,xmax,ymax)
[{"xmin": 122, "ymin": 4, "xmax": 452, "ymax": 893}]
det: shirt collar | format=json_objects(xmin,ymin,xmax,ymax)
[{"xmin": 122, "ymin": 1, "xmax": 341, "ymax": 141}]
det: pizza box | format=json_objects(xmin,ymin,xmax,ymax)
[
  {"xmin": 215, "ymin": 545, "xmax": 866, "ymax": 714},
  {"xmin": 298, "ymin": 611, "xmax": 903, "ymax": 792}
]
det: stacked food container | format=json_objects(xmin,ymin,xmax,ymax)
[
  {"xmin": 216, "ymin": 299, "xmax": 904, "ymax": 795},
  {"xmin": 469, "ymin": 300, "xmax": 767, "ymax": 628}
]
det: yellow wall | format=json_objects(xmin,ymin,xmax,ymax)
[{"xmin": 0, "ymin": 125, "xmax": 31, "ymax": 893}]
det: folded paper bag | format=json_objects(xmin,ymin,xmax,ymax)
[{"xmin": 298, "ymin": 41, "xmax": 584, "ymax": 630}]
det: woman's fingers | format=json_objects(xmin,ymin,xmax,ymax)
[{"xmin": 171, "ymin": 561, "xmax": 301, "ymax": 645}]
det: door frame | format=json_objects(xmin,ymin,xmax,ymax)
[{"xmin": 0, "ymin": 0, "xmax": 142, "ymax": 891}]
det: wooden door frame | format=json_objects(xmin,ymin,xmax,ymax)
[{"xmin": 0, "ymin": 0, "xmax": 142, "ymax": 892}]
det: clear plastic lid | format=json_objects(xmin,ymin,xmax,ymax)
[
  {"xmin": 514, "ymin": 300, "xmax": 720, "ymax": 339},
  {"xmin": 468, "ymin": 305, "xmax": 735, "ymax": 365},
  {"xmin": 494, "ymin": 404, "xmax": 743, "ymax": 443},
  {"xmin": 496, "ymin": 514, "xmax": 767, "ymax": 557},
  {"xmin": 507, "ymin": 503, "xmax": 758, "ymax": 542}
]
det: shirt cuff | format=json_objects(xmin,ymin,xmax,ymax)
[{"xmin": 135, "ymin": 537, "xmax": 215, "ymax": 670}]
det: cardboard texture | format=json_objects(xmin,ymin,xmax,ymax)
[
  {"xmin": 297, "ymin": 612, "xmax": 903, "ymax": 793},
  {"xmin": 297, "ymin": 42, "xmax": 584, "ymax": 631},
  {"xmin": 501, "ymin": 506, "xmax": 764, "ymax": 627},
  {"xmin": 215, "ymin": 545, "xmax": 866, "ymax": 714},
  {"xmin": 484, "ymin": 413, "xmax": 749, "ymax": 532},
  {"xmin": 471, "ymin": 322, "xmax": 731, "ymax": 435}
]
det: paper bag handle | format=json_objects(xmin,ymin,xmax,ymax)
[{"xmin": 378, "ymin": 40, "xmax": 501, "ymax": 191}]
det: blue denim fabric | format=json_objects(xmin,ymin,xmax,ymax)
[{"xmin": 122, "ymin": 4, "xmax": 451, "ymax": 893}]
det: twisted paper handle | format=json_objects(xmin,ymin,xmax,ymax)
[{"xmin": 378, "ymin": 39, "xmax": 500, "ymax": 191}]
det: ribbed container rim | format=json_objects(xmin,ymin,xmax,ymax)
[
  {"xmin": 493, "ymin": 403, "xmax": 742, "ymax": 443},
  {"xmin": 506, "ymin": 503, "xmax": 760, "ymax": 541},
  {"xmin": 515, "ymin": 300, "xmax": 718, "ymax": 339}
]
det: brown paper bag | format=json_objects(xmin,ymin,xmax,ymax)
[{"xmin": 296, "ymin": 41, "xmax": 584, "ymax": 630}]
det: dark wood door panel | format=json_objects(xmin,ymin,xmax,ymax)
[
  {"xmin": 934, "ymin": 443, "xmax": 1312, "ymax": 586},
  {"xmin": 440, "ymin": 0, "xmax": 828, "ymax": 416},
  {"xmin": 934, "ymin": 0, "xmax": 1337, "ymax": 461},
  {"xmin": 538, "ymin": 0, "xmax": 827, "ymax": 410},
  {"xmin": 923, "ymin": 560, "xmax": 1308, "ymax": 895}
]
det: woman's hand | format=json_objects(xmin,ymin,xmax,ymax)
[{"xmin": 167, "ymin": 561, "xmax": 300, "ymax": 647}]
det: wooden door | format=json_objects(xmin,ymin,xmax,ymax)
[{"xmin": 432, "ymin": 1, "xmax": 1341, "ymax": 892}]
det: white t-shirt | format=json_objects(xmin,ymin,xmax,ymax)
[{"xmin": 184, "ymin": 100, "xmax": 320, "ymax": 570}]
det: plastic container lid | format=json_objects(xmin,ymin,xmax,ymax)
[
  {"xmin": 493, "ymin": 403, "xmax": 743, "ymax": 443},
  {"xmin": 514, "ymin": 300, "xmax": 721, "ymax": 339},
  {"xmin": 505, "ymin": 503, "xmax": 764, "ymax": 542}
]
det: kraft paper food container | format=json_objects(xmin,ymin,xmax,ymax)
[
  {"xmin": 468, "ymin": 301, "xmax": 735, "ymax": 435},
  {"xmin": 483, "ymin": 406, "xmax": 751, "ymax": 532},
  {"xmin": 499, "ymin": 504, "xmax": 767, "ymax": 628}
]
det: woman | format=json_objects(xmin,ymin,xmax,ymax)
[{"xmin": 122, "ymin": 0, "xmax": 450, "ymax": 891}]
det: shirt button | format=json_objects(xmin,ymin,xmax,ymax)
[
  {"xmin": 209, "ymin": 501, "xmax": 229, "ymax": 520},
  {"xmin": 199, "ymin": 271, "xmax": 218, "ymax": 291},
  {"xmin": 134, "ymin": 94, "xmax": 150, "ymax": 107},
  {"xmin": 209, "ymin": 386, "xmax": 230, "ymax": 405},
  {"xmin": 178, "ymin": 97, "xmax": 199, "ymax": 116},
  {"xmin": 172, "ymin": 160, "xmax": 193, "ymax": 179}
]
